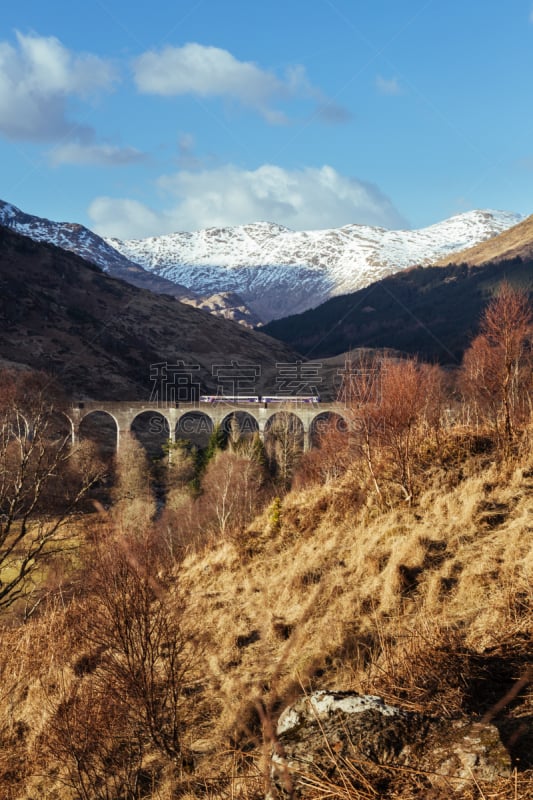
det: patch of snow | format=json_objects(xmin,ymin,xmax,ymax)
[{"xmin": 277, "ymin": 691, "xmax": 404, "ymax": 736}]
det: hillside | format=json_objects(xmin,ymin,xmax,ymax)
[
  {"xmin": 436, "ymin": 213, "xmax": 533, "ymax": 266},
  {"xmin": 262, "ymin": 256, "xmax": 533, "ymax": 361},
  {"xmin": 0, "ymin": 285, "xmax": 532, "ymax": 797},
  {"xmin": 0, "ymin": 418, "xmax": 531, "ymax": 798},
  {"xmin": 0, "ymin": 225, "xmax": 296, "ymax": 399},
  {"xmin": 0, "ymin": 199, "xmax": 194, "ymax": 299}
]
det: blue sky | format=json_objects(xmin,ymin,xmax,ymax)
[{"xmin": 1, "ymin": 0, "xmax": 533, "ymax": 238}]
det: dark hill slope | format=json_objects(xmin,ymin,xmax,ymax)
[
  {"xmin": 261, "ymin": 257, "xmax": 533, "ymax": 362},
  {"xmin": 0, "ymin": 225, "xmax": 295, "ymax": 399}
]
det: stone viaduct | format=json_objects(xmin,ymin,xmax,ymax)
[{"xmin": 67, "ymin": 400, "xmax": 349, "ymax": 452}]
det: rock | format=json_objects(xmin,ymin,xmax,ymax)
[{"xmin": 268, "ymin": 691, "xmax": 511, "ymax": 798}]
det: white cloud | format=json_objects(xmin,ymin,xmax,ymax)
[
  {"xmin": 133, "ymin": 42, "xmax": 350, "ymax": 124},
  {"xmin": 88, "ymin": 164, "xmax": 407, "ymax": 238},
  {"xmin": 48, "ymin": 141, "xmax": 147, "ymax": 167},
  {"xmin": 375, "ymin": 75, "xmax": 402, "ymax": 96},
  {"xmin": 134, "ymin": 43, "xmax": 281, "ymax": 100},
  {"xmin": 0, "ymin": 31, "xmax": 116, "ymax": 141},
  {"xmin": 88, "ymin": 197, "xmax": 166, "ymax": 239}
]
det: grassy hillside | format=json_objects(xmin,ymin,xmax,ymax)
[
  {"xmin": 0, "ymin": 421, "xmax": 531, "ymax": 799},
  {"xmin": 0, "ymin": 278, "xmax": 531, "ymax": 798},
  {"xmin": 436, "ymin": 214, "xmax": 533, "ymax": 266}
]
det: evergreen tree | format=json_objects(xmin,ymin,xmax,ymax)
[{"xmin": 203, "ymin": 424, "xmax": 227, "ymax": 463}]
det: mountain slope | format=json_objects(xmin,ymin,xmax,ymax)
[
  {"xmin": 1, "ymin": 199, "xmax": 523, "ymax": 326},
  {"xmin": 107, "ymin": 210, "xmax": 522, "ymax": 321},
  {"xmin": 261, "ymin": 255, "xmax": 533, "ymax": 362},
  {"xmin": 436, "ymin": 213, "xmax": 533, "ymax": 266},
  {"xmin": 0, "ymin": 225, "xmax": 296, "ymax": 399},
  {"xmin": 0, "ymin": 199, "xmax": 262, "ymax": 327},
  {"xmin": 179, "ymin": 291, "xmax": 262, "ymax": 327},
  {"xmin": 0, "ymin": 199, "xmax": 192, "ymax": 298}
]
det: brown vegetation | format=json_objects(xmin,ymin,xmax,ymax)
[
  {"xmin": 0, "ymin": 370, "xmax": 104, "ymax": 610},
  {"xmin": 0, "ymin": 288, "xmax": 532, "ymax": 799},
  {"xmin": 436, "ymin": 213, "xmax": 533, "ymax": 267},
  {"xmin": 461, "ymin": 282, "xmax": 532, "ymax": 445}
]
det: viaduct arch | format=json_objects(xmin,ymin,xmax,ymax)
[{"xmin": 67, "ymin": 401, "xmax": 349, "ymax": 453}]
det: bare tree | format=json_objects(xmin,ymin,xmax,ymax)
[
  {"xmin": 461, "ymin": 282, "xmax": 532, "ymax": 444},
  {"xmin": 165, "ymin": 439, "xmax": 196, "ymax": 490},
  {"xmin": 44, "ymin": 679, "xmax": 146, "ymax": 800},
  {"xmin": 201, "ymin": 450, "xmax": 265, "ymax": 536},
  {"xmin": 41, "ymin": 528, "xmax": 204, "ymax": 798},
  {"xmin": 378, "ymin": 359, "xmax": 434, "ymax": 501},
  {"xmin": 112, "ymin": 433, "xmax": 153, "ymax": 505},
  {"xmin": 111, "ymin": 433, "xmax": 155, "ymax": 531},
  {"xmin": 340, "ymin": 356, "xmax": 447, "ymax": 504},
  {"xmin": 265, "ymin": 411, "xmax": 304, "ymax": 489},
  {"xmin": 86, "ymin": 535, "xmax": 199, "ymax": 768},
  {"xmin": 294, "ymin": 418, "xmax": 352, "ymax": 488},
  {"xmin": 0, "ymin": 371, "xmax": 104, "ymax": 610}
]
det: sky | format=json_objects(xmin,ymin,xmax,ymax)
[{"xmin": 1, "ymin": 0, "xmax": 533, "ymax": 239}]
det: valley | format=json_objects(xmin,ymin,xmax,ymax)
[
  {"xmin": 1, "ymin": 6, "xmax": 532, "ymax": 798},
  {"xmin": 0, "ymin": 203, "xmax": 531, "ymax": 800}
]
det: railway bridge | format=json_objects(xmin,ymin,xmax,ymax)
[{"xmin": 68, "ymin": 400, "xmax": 349, "ymax": 453}]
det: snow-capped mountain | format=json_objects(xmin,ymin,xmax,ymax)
[
  {"xmin": 107, "ymin": 210, "xmax": 523, "ymax": 321},
  {"xmin": 0, "ymin": 199, "xmax": 523, "ymax": 324},
  {"xmin": 0, "ymin": 199, "xmax": 190, "ymax": 298}
]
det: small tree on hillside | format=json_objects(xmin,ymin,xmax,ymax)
[
  {"xmin": 200, "ymin": 424, "xmax": 227, "ymax": 469},
  {"xmin": 165, "ymin": 439, "xmax": 197, "ymax": 490},
  {"xmin": 112, "ymin": 433, "xmax": 155, "ymax": 528},
  {"xmin": 200, "ymin": 450, "xmax": 265, "ymax": 536},
  {"xmin": 341, "ymin": 356, "xmax": 447, "ymax": 504},
  {"xmin": 0, "ymin": 371, "xmax": 104, "ymax": 610},
  {"xmin": 45, "ymin": 529, "xmax": 204, "ymax": 796},
  {"xmin": 294, "ymin": 419, "xmax": 352, "ymax": 488},
  {"xmin": 265, "ymin": 412, "xmax": 303, "ymax": 489},
  {"xmin": 371, "ymin": 358, "xmax": 428, "ymax": 502},
  {"xmin": 461, "ymin": 282, "xmax": 532, "ymax": 444},
  {"xmin": 113, "ymin": 434, "xmax": 152, "ymax": 502}
]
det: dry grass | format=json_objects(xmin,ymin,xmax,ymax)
[
  {"xmin": 176, "ymin": 448, "xmax": 532, "ymax": 796},
  {"xmin": 0, "ymin": 429, "xmax": 531, "ymax": 798},
  {"xmin": 435, "ymin": 213, "xmax": 533, "ymax": 267}
]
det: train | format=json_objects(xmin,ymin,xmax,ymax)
[{"xmin": 199, "ymin": 395, "xmax": 320, "ymax": 404}]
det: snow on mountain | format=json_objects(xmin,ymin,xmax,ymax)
[
  {"xmin": 0, "ymin": 199, "xmax": 134, "ymax": 273},
  {"xmin": 0, "ymin": 199, "xmax": 523, "ymax": 324},
  {"xmin": 106, "ymin": 210, "xmax": 523, "ymax": 321},
  {"xmin": 0, "ymin": 199, "xmax": 190, "ymax": 298}
]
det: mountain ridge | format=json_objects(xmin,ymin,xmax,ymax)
[
  {"xmin": 107, "ymin": 210, "xmax": 523, "ymax": 321},
  {"xmin": 261, "ymin": 253, "xmax": 533, "ymax": 362},
  {"xmin": 435, "ymin": 213, "xmax": 533, "ymax": 266},
  {"xmin": 0, "ymin": 199, "xmax": 522, "ymax": 324},
  {"xmin": 262, "ymin": 202, "xmax": 533, "ymax": 364},
  {"xmin": 0, "ymin": 199, "xmax": 194, "ymax": 299}
]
